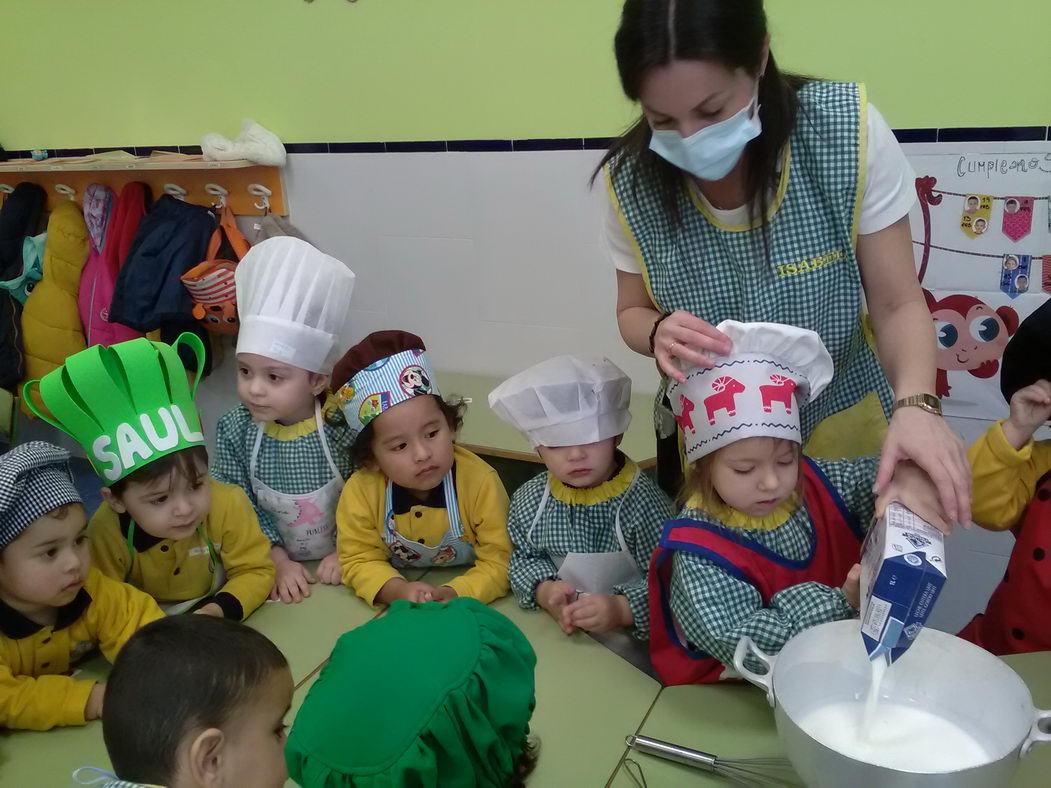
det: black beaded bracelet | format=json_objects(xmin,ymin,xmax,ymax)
[{"xmin": 648, "ymin": 313, "xmax": 671, "ymax": 354}]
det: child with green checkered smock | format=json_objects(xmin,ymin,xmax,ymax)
[
  {"xmin": 490, "ymin": 356, "xmax": 673, "ymax": 641},
  {"xmin": 648, "ymin": 322, "xmax": 941, "ymax": 685},
  {"xmin": 211, "ymin": 237, "xmax": 356, "ymax": 604}
]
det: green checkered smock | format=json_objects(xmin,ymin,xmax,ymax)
[
  {"xmin": 211, "ymin": 404, "xmax": 355, "ymax": 545},
  {"xmin": 669, "ymin": 455, "xmax": 879, "ymax": 670},
  {"xmin": 507, "ymin": 456, "xmax": 674, "ymax": 640},
  {"xmin": 608, "ymin": 82, "xmax": 893, "ymax": 446}
]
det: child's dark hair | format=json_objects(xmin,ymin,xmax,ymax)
[
  {"xmin": 108, "ymin": 445, "xmax": 209, "ymax": 497},
  {"xmin": 509, "ymin": 739, "xmax": 540, "ymax": 787},
  {"xmin": 345, "ymin": 394, "xmax": 466, "ymax": 467},
  {"xmin": 103, "ymin": 615, "xmax": 288, "ymax": 785},
  {"xmin": 592, "ymin": 0, "xmax": 809, "ymax": 255}
]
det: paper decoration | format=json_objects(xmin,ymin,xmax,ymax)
[
  {"xmin": 1000, "ymin": 254, "xmax": 1032, "ymax": 299},
  {"xmin": 1001, "ymin": 196, "xmax": 1035, "ymax": 242},
  {"xmin": 1041, "ymin": 256, "xmax": 1051, "ymax": 294},
  {"xmin": 961, "ymin": 194, "xmax": 993, "ymax": 238}
]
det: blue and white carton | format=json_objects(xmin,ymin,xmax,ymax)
[{"xmin": 860, "ymin": 502, "xmax": 947, "ymax": 663}]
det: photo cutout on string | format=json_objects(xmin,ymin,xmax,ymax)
[{"xmin": 961, "ymin": 194, "xmax": 993, "ymax": 238}]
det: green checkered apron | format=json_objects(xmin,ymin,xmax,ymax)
[{"xmin": 609, "ymin": 81, "xmax": 892, "ymax": 484}]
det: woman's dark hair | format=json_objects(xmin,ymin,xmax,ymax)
[
  {"xmin": 347, "ymin": 394, "xmax": 467, "ymax": 467},
  {"xmin": 103, "ymin": 615, "xmax": 288, "ymax": 785},
  {"xmin": 509, "ymin": 738, "xmax": 540, "ymax": 787},
  {"xmin": 108, "ymin": 444, "xmax": 209, "ymax": 497},
  {"xmin": 594, "ymin": 0, "xmax": 809, "ymax": 235}
]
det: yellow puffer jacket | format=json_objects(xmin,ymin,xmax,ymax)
[{"xmin": 21, "ymin": 201, "xmax": 88, "ymax": 416}]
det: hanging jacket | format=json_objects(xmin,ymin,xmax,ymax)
[
  {"xmin": 0, "ymin": 183, "xmax": 47, "ymax": 389},
  {"xmin": 21, "ymin": 201, "xmax": 89, "ymax": 415},
  {"xmin": 78, "ymin": 183, "xmax": 146, "ymax": 347},
  {"xmin": 108, "ymin": 196, "xmax": 215, "ymax": 332}
]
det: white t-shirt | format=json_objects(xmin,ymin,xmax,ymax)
[{"xmin": 604, "ymin": 103, "xmax": 917, "ymax": 273}]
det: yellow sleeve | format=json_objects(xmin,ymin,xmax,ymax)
[
  {"xmin": 85, "ymin": 569, "xmax": 165, "ymax": 662},
  {"xmin": 0, "ymin": 662, "xmax": 95, "ymax": 730},
  {"xmin": 211, "ymin": 483, "xmax": 276, "ymax": 619},
  {"xmin": 444, "ymin": 465, "xmax": 511, "ymax": 604},
  {"xmin": 969, "ymin": 421, "xmax": 1051, "ymax": 531},
  {"xmin": 336, "ymin": 472, "xmax": 402, "ymax": 606},
  {"xmin": 87, "ymin": 504, "xmax": 131, "ymax": 582}
]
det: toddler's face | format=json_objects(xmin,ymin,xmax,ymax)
[
  {"xmin": 537, "ymin": 437, "xmax": 619, "ymax": 488},
  {"xmin": 370, "ymin": 395, "xmax": 455, "ymax": 494},
  {"xmin": 103, "ymin": 456, "xmax": 212, "ymax": 541},
  {"xmin": 709, "ymin": 437, "xmax": 799, "ymax": 517},
  {"xmin": 237, "ymin": 353, "xmax": 327, "ymax": 424},
  {"xmin": 0, "ymin": 505, "xmax": 90, "ymax": 612}
]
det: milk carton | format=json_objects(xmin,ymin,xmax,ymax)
[{"xmin": 860, "ymin": 503, "xmax": 947, "ymax": 662}]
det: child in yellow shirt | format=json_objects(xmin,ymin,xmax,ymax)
[
  {"xmin": 959, "ymin": 301, "xmax": 1051, "ymax": 654},
  {"xmin": 24, "ymin": 333, "xmax": 275, "ymax": 620},
  {"xmin": 332, "ymin": 330, "xmax": 511, "ymax": 606},
  {"xmin": 0, "ymin": 442, "xmax": 162, "ymax": 731}
]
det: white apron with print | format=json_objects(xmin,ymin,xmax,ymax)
[
  {"xmin": 382, "ymin": 470, "xmax": 476, "ymax": 568},
  {"xmin": 250, "ymin": 401, "xmax": 344, "ymax": 561}
]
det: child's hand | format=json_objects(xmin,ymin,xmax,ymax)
[
  {"xmin": 841, "ymin": 563, "xmax": 862, "ymax": 610},
  {"xmin": 432, "ymin": 585, "xmax": 458, "ymax": 603},
  {"xmin": 536, "ymin": 580, "xmax": 577, "ymax": 634},
  {"xmin": 562, "ymin": 593, "xmax": 633, "ymax": 634},
  {"xmin": 85, "ymin": 683, "xmax": 105, "ymax": 721},
  {"xmin": 877, "ymin": 460, "xmax": 954, "ymax": 534},
  {"xmin": 193, "ymin": 603, "xmax": 224, "ymax": 617},
  {"xmin": 315, "ymin": 551, "xmax": 342, "ymax": 585},
  {"xmin": 400, "ymin": 581, "xmax": 439, "ymax": 603},
  {"xmin": 270, "ymin": 560, "xmax": 316, "ymax": 604},
  {"xmin": 1004, "ymin": 380, "xmax": 1051, "ymax": 450}
]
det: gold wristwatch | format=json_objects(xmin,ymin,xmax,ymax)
[{"xmin": 893, "ymin": 393, "xmax": 943, "ymax": 416}]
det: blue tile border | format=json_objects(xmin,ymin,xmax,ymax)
[
  {"xmin": 892, "ymin": 128, "xmax": 937, "ymax": 144},
  {"xmin": 447, "ymin": 139, "xmax": 513, "ymax": 152},
  {"xmin": 329, "ymin": 142, "xmax": 386, "ymax": 153},
  {"xmin": 4, "ymin": 126, "xmax": 1050, "ymax": 163},
  {"xmin": 386, "ymin": 140, "xmax": 448, "ymax": 152},
  {"xmin": 936, "ymin": 126, "xmax": 1047, "ymax": 143}
]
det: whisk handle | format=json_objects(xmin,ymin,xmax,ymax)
[{"xmin": 625, "ymin": 734, "xmax": 718, "ymax": 772}]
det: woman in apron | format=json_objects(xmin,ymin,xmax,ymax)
[
  {"xmin": 490, "ymin": 356, "xmax": 674, "ymax": 670},
  {"xmin": 211, "ymin": 237, "xmax": 357, "ymax": 604},
  {"xmin": 601, "ymin": 0, "xmax": 970, "ymax": 526}
]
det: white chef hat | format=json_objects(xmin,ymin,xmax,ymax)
[
  {"xmin": 235, "ymin": 237, "xmax": 356, "ymax": 374},
  {"xmin": 669, "ymin": 321, "xmax": 834, "ymax": 463},
  {"xmin": 488, "ymin": 356, "xmax": 632, "ymax": 448}
]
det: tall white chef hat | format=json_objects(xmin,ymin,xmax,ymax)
[
  {"xmin": 235, "ymin": 237, "xmax": 356, "ymax": 374},
  {"xmin": 488, "ymin": 356, "xmax": 632, "ymax": 448}
]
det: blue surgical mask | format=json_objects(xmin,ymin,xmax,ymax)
[{"xmin": 648, "ymin": 85, "xmax": 762, "ymax": 181}]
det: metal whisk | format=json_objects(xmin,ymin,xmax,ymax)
[{"xmin": 625, "ymin": 734, "xmax": 803, "ymax": 787}]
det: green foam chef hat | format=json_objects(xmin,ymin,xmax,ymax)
[
  {"xmin": 22, "ymin": 333, "xmax": 207, "ymax": 485},
  {"xmin": 286, "ymin": 598, "xmax": 537, "ymax": 788}
]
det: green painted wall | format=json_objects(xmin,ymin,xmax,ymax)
[{"xmin": 3, "ymin": 0, "xmax": 1047, "ymax": 149}]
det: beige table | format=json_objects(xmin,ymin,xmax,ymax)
[
  {"xmin": 607, "ymin": 651, "xmax": 1051, "ymax": 787},
  {"xmin": 440, "ymin": 371, "xmax": 657, "ymax": 466}
]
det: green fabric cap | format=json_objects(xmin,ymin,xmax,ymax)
[
  {"xmin": 286, "ymin": 598, "xmax": 537, "ymax": 788},
  {"xmin": 22, "ymin": 333, "xmax": 206, "ymax": 484}
]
